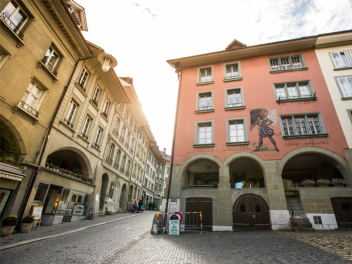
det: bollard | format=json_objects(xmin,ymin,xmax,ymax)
[
  {"xmin": 200, "ymin": 211, "xmax": 203, "ymax": 234},
  {"xmin": 156, "ymin": 212, "xmax": 159, "ymax": 236}
]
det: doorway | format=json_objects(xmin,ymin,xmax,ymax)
[
  {"xmin": 186, "ymin": 197, "xmax": 212, "ymax": 231},
  {"xmin": 331, "ymin": 197, "xmax": 352, "ymax": 228},
  {"xmin": 233, "ymin": 194, "xmax": 270, "ymax": 230}
]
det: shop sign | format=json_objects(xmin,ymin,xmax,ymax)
[
  {"xmin": 169, "ymin": 214, "xmax": 180, "ymax": 235},
  {"xmin": 74, "ymin": 205, "xmax": 85, "ymax": 215}
]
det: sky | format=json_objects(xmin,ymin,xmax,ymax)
[{"xmin": 80, "ymin": 0, "xmax": 352, "ymax": 154}]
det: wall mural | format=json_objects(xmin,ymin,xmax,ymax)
[{"xmin": 250, "ymin": 108, "xmax": 280, "ymax": 152}]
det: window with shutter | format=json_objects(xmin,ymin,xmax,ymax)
[
  {"xmin": 330, "ymin": 51, "xmax": 351, "ymax": 68},
  {"xmin": 336, "ymin": 76, "xmax": 352, "ymax": 98}
]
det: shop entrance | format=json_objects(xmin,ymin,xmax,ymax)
[
  {"xmin": 100, "ymin": 174, "xmax": 109, "ymax": 211},
  {"xmin": 331, "ymin": 197, "xmax": 352, "ymax": 228},
  {"xmin": 233, "ymin": 194, "xmax": 270, "ymax": 230},
  {"xmin": 186, "ymin": 197, "xmax": 212, "ymax": 231}
]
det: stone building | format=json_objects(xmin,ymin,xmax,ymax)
[{"xmin": 166, "ymin": 32, "xmax": 352, "ymax": 231}]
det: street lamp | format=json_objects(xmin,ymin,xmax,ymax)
[{"xmin": 98, "ymin": 53, "xmax": 118, "ymax": 72}]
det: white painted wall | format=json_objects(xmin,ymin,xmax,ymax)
[
  {"xmin": 306, "ymin": 213, "xmax": 338, "ymax": 230},
  {"xmin": 315, "ymin": 44, "xmax": 352, "ymax": 149}
]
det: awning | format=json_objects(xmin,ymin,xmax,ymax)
[{"xmin": 0, "ymin": 172, "xmax": 25, "ymax": 182}]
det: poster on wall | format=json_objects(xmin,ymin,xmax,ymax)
[{"xmin": 250, "ymin": 108, "xmax": 280, "ymax": 152}]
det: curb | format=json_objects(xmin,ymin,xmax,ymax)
[{"xmin": 0, "ymin": 212, "xmax": 153, "ymax": 251}]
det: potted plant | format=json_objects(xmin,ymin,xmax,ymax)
[
  {"xmin": 241, "ymin": 181, "xmax": 249, "ymax": 188},
  {"xmin": 20, "ymin": 215, "xmax": 34, "ymax": 233},
  {"xmin": 1, "ymin": 216, "xmax": 18, "ymax": 237},
  {"xmin": 331, "ymin": 178, "xmax": 345, "ymax": 187},
  {"xmin": 316, "ymin": 178, "xmax": 330, "ymax": 187},
  {"xmin": 302, "ymin": 179, "xmax": 315, "ymax": 187},
  {"xmin": 251, "ymin": 181, "xmax": 260, "ymax": 188},
  {"xmin": 148, "ymin": 202, "xmax": 152, "ymax": 210}
]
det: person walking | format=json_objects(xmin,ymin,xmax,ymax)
[
  {"xmin": 138, "ymin": 199, "xmax": 143, "ymax": 213},
  {"xmin": 133, "ymin": 200, "xmax": 137, "ymax": 213}
]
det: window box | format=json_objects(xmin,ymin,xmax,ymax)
[
  {"xmin": 280, "ymin": 113, "xmax": 328, "ymax": 139},
  {"xmin": 194, "ymin": 120, "xmax": 214, "ymax": 146},
  {"xmin": 196, "ymin": 65, "xmax": 214, "ymax": 85},
  {"xmin": 268, "ymin": 54, "xmax": 307, "ymax": 73},
  {"xmin": 225, "ymin": 87, "xmax": 245, "ymax": 110},
  {"xmin": 273, "ymin": 80, "xmax": 316, "ymax": 103},
  {"xmin": 223, "ymin": 61, "xmax": 242, "ymax": 82},
  {"xmin": 335, "ymin": 76, "xmax": 352, "ymax": 100},
  {"xmin": 226, "ymin": 117, "xmax": 249, "ymax": 146}
]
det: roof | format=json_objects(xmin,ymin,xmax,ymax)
[
  {"xmin": 160, "ymin": 151, "xmax": 170, "ymax": 161},
  {"xmin": 167, "ymin": 29, "xmax": 352, "ymax": 70}
]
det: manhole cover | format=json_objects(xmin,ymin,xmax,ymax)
[{"xmin": 67, "ymin": 253, "xmax": 92, "ymax": 261}]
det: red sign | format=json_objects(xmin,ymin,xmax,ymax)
[{"xmin": 174, "ymin": 212, "xmax": 182, "ymax": 222}]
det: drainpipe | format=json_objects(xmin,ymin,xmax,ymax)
[
  {"xmin": 16, "ymin": 56, "xmax": 97, "ymax": 227},
  {"xmin": 164, "ymin": 62, "xmax": 182, "ymax": 229}
]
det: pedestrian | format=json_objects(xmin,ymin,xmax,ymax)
[
  {"xmin": 133, "ymin": 200, "xmax": 137, "ymax": 213},
  {"xmin": 138, "ymin": 199, "xmax": 143, "ymax": 213}
]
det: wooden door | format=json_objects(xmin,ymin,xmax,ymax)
[
  {"xmin": 186, "ymin": 197, "xmax": 212, "ymax": 231},
  {"xmin": 233, "ymin": 194, "xmax": 271, "ymax": 230},
  {"xmin": 331, "ymin": 197, "xmax": 352, "ymax": 228}
]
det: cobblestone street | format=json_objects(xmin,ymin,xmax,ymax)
[{"xmin": 1, "ymin": 212, "xmax": 351, "ymax": 264}]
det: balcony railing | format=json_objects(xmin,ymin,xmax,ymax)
[
  {"xmin": 80, "ymin": 132, "xmax": 88, "ymax": 140},
  {"xmin": 124, "ymin": 142, "xmax": 129, "ymax": 149},
  {"xmin": 119, "ymin": 167, "xmax": 124, "ymax": 173},
  {"xmin": 18, "ymin": 101, "xmax": 39, "ymax": 117},
  {"xmin": 106, "ymin": 157, "xmax": 113, "ymax": 163},
  {"xmin": 129, "ymin": 148, "xmax": 133, "ymax": 154},
  {"xmin": 125, "ymin": 171, "xmax": 130, "ymax": 176},
  {"xmin": 63, "ymin": 118, "xmax": 73, "ymax": 128},
  {"xmin": 113, "ymin": 163, "xmax": 119, "ymax": 169},
  {"xmin": 0, "ymin": 12, "xmax": 24, "ymax": 40},
  {"xmin": 119, "ymin": 136, "xmax": 124, "ymax": 144},
  {"xmin": 93, "ymin": 142, "xmax": 100, "ymax": 149}
]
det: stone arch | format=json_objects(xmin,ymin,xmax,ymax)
[
  {"xmin": 223, "ymin": 152, "xmax": 265, "ymax": 172},
  {"xmin": 120, "ymin": 183, "xmax": 127, "ymax": 208},
  {"xmin": 178, "ymin": 154, "xmax": 223, "ymax": 175},
  {"xmin": 46, "ymin": 146, "xmax": 93, "ymax": 177},
  {"xmin": 281, "ymin": 147, "xmax": 351, "ymax": 180},
  {"xmin": 0, "ymin": 114, "xmax": 27, "ymax": 155},
  {"xmin": 100, "ymin": 173, "xmax": 109, "ymax": 210}
]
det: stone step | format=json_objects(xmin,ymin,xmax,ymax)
[{"xmin": 294, "ymin": 227, "xmax": 315, "ymax": 232}]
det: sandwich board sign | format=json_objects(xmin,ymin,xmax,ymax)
[
  {"xmin": 30, "ymin": 206, "xmax": 43, "ymax": 229},
  {"xmin": 169, "ymin": 214, "xmax": 180, "ymax": 235}
]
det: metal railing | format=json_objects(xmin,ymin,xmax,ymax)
[
  {"xmin": 125, "ymin": 171, "xmax": 130, "ymax": 176},
  {"xmin": 0, "ymin": 12, "xmax": 24, "ymax": 39},
  {"xmin": 93, "ymin": 142, "xmax": 100, "ymax": 149},
  {"xmin": 63, "ymin": 118, "xmax": 73, "ymax": 128},
  {"xmin": 113, "ymin": 162, "xmax": 119, "ymax": 169},
  {"xmin": 41, "ymin": 58, "xmax": 58, "ymax": 76},
  {"xmin": 106, "ymin": 157, "xmax": 113, "ymax": 163},
  {"xmin": 80, "ymin": 132, "xmax": 88, "ymax": 140},
  {"xmin": 119, "ymin": 167, "xmax": 125, "ymax": 173},
  {"xmin": 18, "ymin": 101, "xmax": 39, "ymax": 117}
]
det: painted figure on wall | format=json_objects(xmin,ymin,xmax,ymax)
[{"xmin": 250, "ymin": 108, "xmax": 280, "ymax": 152}]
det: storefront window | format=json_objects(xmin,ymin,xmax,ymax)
[
  {"xmin": 0, "ymin": 189, "xmax": 12, "ymax": 217},
  {"xmin": 56, "ymin": 189, "xmax": 88, "ymax": 216},
  {"xmin": 43, "ymin": 185, "xmax": 63, "ymax": 214},
  {"xmin": 32, "ymin": 183, "xmax": 49, "ymax": 207},
  {"xmin": 107, "ymin": 181, "xmax": 118, "ymax": 203}
]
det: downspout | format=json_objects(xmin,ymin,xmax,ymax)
[
  {"xmin": 164, "ymin": 61, "xmax": 182, "ymax": 228},
  {"xmin": 17, "ymin": 56, "xmax": 96, "ymax": 226}
]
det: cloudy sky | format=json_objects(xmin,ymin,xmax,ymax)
[{"xmin": 81, "ymin": 0, "xmax": 352, "ymax": 153}]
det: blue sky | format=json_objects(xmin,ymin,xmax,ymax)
[{"xmin": 81, "ymin": 0, "xmax": 352, "ymax": 152}]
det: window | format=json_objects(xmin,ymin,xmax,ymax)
[
  {"xmin": 195, "ymin": 90, "xmax": 214, "ymax": 113},
  {"xmin": 225, "ymin": 87, "xmax": 245, "ymax": 110},
  {"xmin": 78, "ymin": 67, "xmax": 89, "ymax": 90},
  {"xmin": 347, "ymin": 109, "xmax": 352, "ymax": 123},
  {"xmin": 1, "ymin": 1, "xmax": 28, "ymax": 38},
  {"xmin": 106, "ymin": 143, "xmax": 115, "ymax": 163},
  {"xmin": 313, "ymin": 216, "xmax": 322, "ymax": 224},
  {"xmin": 113, "ymin": 118, "xmax": 120, "ymax": 135},
  {"xmin": 194, "ymin": 121, "xmax": 215, "ymax": 147},
  {"xmin": 280, "ymin": 113, "xmax": 327, "ymax": 138},
  {"xmin": 330, "ymin": 51, "xmax": 351, "ymax": 69},
  {"xmin": 268, "ymin": 54, "xmax": 306, "ymax": 72},
  {"xmin": 273, "ymin": 81, "xmax": 315, "ymax": 102},
  {"xmin": 223, "ymin": 61, "xmax": 242, "ymax": 81},
  {"xmin": 19, "ymin": 81, "xmax": 43, "ymax": 117},
  {"xmin": 166, "ymin": 167, "xmax": 170, "ymax": 174},
  {"xmin": 102, "ymin": 100, "xmax": 109, "ymax": 117},
  {"xmin": 42, "ymin": 46, "xmax": 60, "ymax": 74},
  {"xmin": 92, "ymin": 86, "xmax": 100, "ymax": 105},
  {"xmin": 335, "ymin": 76, "xmax": 352, "ymax": 99},
  {"xmin": 93, "ymin": 128, "xmax": 103, "ymax": 149},
  {"xmin": 64, "ymin": 100, "xmax": 78, "ymax": 128},
  {"xmin": 197, "ymin": 65, "xmax": 214, "ymax": 85},
  {"xmin": 81, "ymin": 116, "xmax": 91, "ymax": 140},
  {"xmin": 226, "ymin": 118, "xmax": 249, "ymax": 146}
]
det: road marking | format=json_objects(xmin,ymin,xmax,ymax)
[{"xmin": 0, "ymin": 212, "xmax": 153, "ymax": 251}]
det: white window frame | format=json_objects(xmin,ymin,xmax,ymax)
[
  {"xmin": 1, "ymin": 1, "xmax": 29, "ymax": 35},
  {"xmin": 65, "ymin": 100, "xmax": 78, "ymax": 127},
  {"xmin": 226, "ymin": 117, "xmax": 249, "ymax": 146},
  {"xmin": 268, "ymin": 54, "xmax": 306, "ymax": 72},
  {"xmin": 94, "ymin": 128, "xmax": 103, "ymax": 147},
  {"xmin": 195, "ymin": 90, "xmax": 214, "ymax": 113},
  {"xmin": 225, "ymin": 87, "xmax": 245, "ymax": 110},
  {"xmin": 78, "ymin": 67, "xmax": 89, "ymax": 90},
  {"xmin": 43, "ymin": 45, "xmax": 60, "ymax": 73},
  {"xmin": 194, "ymin": 120, "xmax": 214, "ymax": 147},
  {"xmin": 330, "ymin": 51, "xmax": 351, "ymax": 69},
  {"xmin": 273, "ymin": 80, "xmax": 315, "ymax": 102},
  {"xmin": 102, "ymin": 100, "xmax": 109, "ymax": 115},
  {"xmin": 19, "ymin": 81, "xmax": 44, "ymax": 116},
  {"xmin": 335, "ymin": 76, "xmax": 352, "ymax": 99},
  {"xmin": 108, "ymin": 143, "xmax": 115, "ymax": 159},
  {"xmin": 197, "ymin": 65, "xmax": 214, "ymax": 85},
  {"xmin": 92, "ymin": 86, "xmax": 100, "ymax": 103}
]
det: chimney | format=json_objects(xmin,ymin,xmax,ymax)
[{"xmin": 163, "ymin": 148, "xmax": 166, "ymax": 153}]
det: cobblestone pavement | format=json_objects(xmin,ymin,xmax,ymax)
[
  {"xmin": 1, "ymin": 215, "xmax": 351, "ymax": 264},
  {"xmin": 108, "ymin": 231, "xmax": 351, "ymax": 264},
  {"xmin": 0, "ymin": 211, "xmax": 153, "ymax": 248},
  {"xmin": 277, "ymin": 231, "xmax": 352, "ymax": 261}
]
